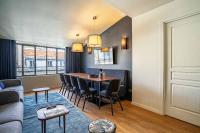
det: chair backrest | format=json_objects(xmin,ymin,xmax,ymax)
[
  {"xmin": 59, "ymin": 74, "xmax": 65, "ymax": 84},
  {"xmin": 77, "ymin": 78, "xmax": 91, "ymax": 94},
  {"xmin": 70, "ymin": 76, "xmax": 79, "ymax": 91},
  {"xmin": 63, "ymin": 74, "xmax": 72, "ymax": 87},
  {"xmin": 85, "ymin": 68, "xmax": 129, "ymax": 98},
  {"xmin": 106, "ymin": 79, "xmax": 121, "ymax": 96}
]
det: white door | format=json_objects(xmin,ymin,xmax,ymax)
[{"xmin": 165, "ymin": 13, "xmax": 200, "ymax": 126}]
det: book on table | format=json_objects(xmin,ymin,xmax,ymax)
[{"xmin": 44, "ymin": 107, "xmax": 66, "ymax": 118}]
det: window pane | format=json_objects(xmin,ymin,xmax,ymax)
[
  {"xmin": 57, "ymin": 49, "xmax": 65, "ymax": 73},
  {"xmin": 16, "ymin": 45, "xmax": 22, "ymax": 76},
  {"xmin": 23, "ymin": 46, "xmax": 35, "ymax": 75},
  {"xmin": 36, "ymin": 47, "xmax": 46, "ymax": 75},
  {"xmin": 47, "ymin": 48, "xmax": 56, "ymax": 74}
]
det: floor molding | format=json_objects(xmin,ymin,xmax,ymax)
[{"xmin": 131, "ymin": 101, "xmax": 163, "ymax": 115}]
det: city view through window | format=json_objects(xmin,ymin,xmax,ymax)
[{"xmin": 16, "ymin": 44, "xmax": 65, "ymax": 76}]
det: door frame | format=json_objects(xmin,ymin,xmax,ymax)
[{"xmin": 159, "ymin": 11, "xmax": 200, "ymax": 115}]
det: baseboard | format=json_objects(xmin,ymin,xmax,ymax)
[{"xmin": 131, "ymin": 101, "xmax": 163, "ymax": 115}]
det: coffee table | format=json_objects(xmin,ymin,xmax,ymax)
[
  {"xmin": 37, "ymin": 105, "xmax": 69, "ymax": 133},
  {"xmin": 32, "ymin": 87, "xmax": 49, "ymax": 103}
]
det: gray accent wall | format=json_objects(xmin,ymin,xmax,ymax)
[{"xmin": 83, "ymin": 16, "xmax": 132, "ymax": 91}]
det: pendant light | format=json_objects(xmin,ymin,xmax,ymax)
[
  {"xmin": 88, "ymin": 16, "xmax": 102, "ymax": 48},
  {"xmin": 101, "ymin": 47, "xmax": 110, "ymax": 52},
  {"xmin": 71, "ymin": 34, "xmax": 84, "ymax": 52}
]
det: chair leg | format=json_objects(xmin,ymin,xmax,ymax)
[
  {"xmin": 64, "ymin": 85, "xmax": 70, "ymax": 96},
  {"xmin": 67, "ymin": 89, "xmax": 71, "ymax": 98},
  {"xmin": 74, "ymin": 92, "xmax": 78, "ymax": 105},
  {"xmin": 59, "ymin": 84, "xmax": 63, "ymax": 93},
  {"xmin": 77, "ymin": 96, "xmax": 82, "ymax": 107},
  {"xmin": 98, "ymin": 95, "xmax": 101, "ymax": 110},
  {"xmin": 61, "ymin": 85, "xmax": 65, "ymax": 94},
  {"xmin": 70, "ymin": 92, "xmax": 74, "ymax": 101},
  {"xmin": 64, "ymin": 87, "xmax": 67, "ymax": 96},
  {"xmin": 110, "ymin": 97, "xmax": 114, "ymax": 116},
  {"xmin": 117, "ymin": 96, "xmax": 123, "ymax": 111},
  {"xmin": 82, "ymin": 95, "xmax": 87, "ymax": 111},
  {"xmin": 61, "ymin": 85, "xmax": 64, "ymax": 94}
]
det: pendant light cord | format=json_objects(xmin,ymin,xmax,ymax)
[
  {"xmin": 76, "ymin": 33, "xmax": 79, "ymax": 43},
  {"xmin": 93, "ymin": 16, "xmax": 97, "ymax": 34}
]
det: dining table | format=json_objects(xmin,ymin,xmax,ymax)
[{"xmin": 66, "ymin": 73, "xmax": 119, "ymax": 106}]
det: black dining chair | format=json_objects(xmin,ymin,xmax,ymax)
[
  {"xmin": 59, "ymin": 74, "xmax": 66, "ymax": 94},
  {"xmin": 77, "ymin": 78, "xmax": 97, "ymax": 111},
  {"xmin": 63, "ymin": 74, "xmax": 73, "ymax": 98},
  {"xmin": 99, "ymin": 79, "xmax": 123, "ymax": 115},
  {"xmin": 69, "ymin": 76, "xmax": 80, "ymax": 104}
]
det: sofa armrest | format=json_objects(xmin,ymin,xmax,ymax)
[
  {"xmin": 1, "ymin": 79, "xmax": 22, "ymax": 88},
  {"xmin": 0, "ymin": 91, "xmax": 20, "ymax": 105}
]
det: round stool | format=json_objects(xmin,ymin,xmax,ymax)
[{"xmin": 88, "ymin": 119, "xmax": 116, "ymax": 133}]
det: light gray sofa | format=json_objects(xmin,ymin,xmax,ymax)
[{"xmin": 0, "ymin": 79, "xmax": 24, "ymax": 133}]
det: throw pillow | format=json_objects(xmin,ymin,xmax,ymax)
[{"xmin": 0, "ymin": 82, "xmax": 5, "ymax": 89}]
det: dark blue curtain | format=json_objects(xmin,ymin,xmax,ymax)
[
  {"xmin": 65, "ymin": 47, "xmax": 83, "ymax": 73},
  {"xmin": 0, "ymin": 39, "xmax": 16, "ymax": 80}
]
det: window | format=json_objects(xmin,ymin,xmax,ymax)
[
  {"xmin": 47, "ymin": 48, "xmax": 56, "ymax": 74},
  {"xmin": 23, "ymin": 46, "xmax": 35, "ymax": 75},
  {"xmin": 16, "ymin": 45, "xmax": 22, "ymax": 76},
  {"xmin": 47, "ymin": 61, "xmax": 53, "ymax": 67},
  {"xmin": 16, "ymin": 44, "xmax": 65, "ymax": 76},
  {"xmin": 36, "ymin": 47, "xmax": 46, "ymax": 75},
  {"xmin": 57, "ymin": 49, "xmax": 65, "ymax": 73}
]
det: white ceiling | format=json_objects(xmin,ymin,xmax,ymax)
[
  {"xmin": 0, "ymin": 0, "xmax": 173, "ymax": 48},
  {"xmin": 0, "ymin": 0, "xmax": 124, "ymax": 47},
  {"xmin": 106, "ymin": 0, "xmax": 174, "ymax": 17}
]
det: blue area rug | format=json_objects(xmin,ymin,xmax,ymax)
[{"xmin": 23, "ymin": 92, "xmax": 91, "ymax": 133}]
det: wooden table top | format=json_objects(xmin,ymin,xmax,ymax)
[{"xmin": 66, "ymin": 73, "xmax": 118, "ymax": 82}]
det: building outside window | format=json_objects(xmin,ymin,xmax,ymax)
[
  {"xmin": 47, "ymin": 48, "xmax": 57, "ymax": 74},
  {"xmin": 36, "ymin": 47, "xmax": 47, "ymax": 75},
  {"xmin": 16, "ymin": 44, "xmax": 65, "ymax": 76},
  {"xmin": 23, "ymin": 46, "xmax": 35, "ymax": 75},
  {"xmin": 57, "ymin": 49, "xmax": 65, "ymax": 73}
]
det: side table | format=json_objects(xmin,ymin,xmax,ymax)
[{"xmin": 32, "ymin": 87, "xmax": 49, "ymax": 103}]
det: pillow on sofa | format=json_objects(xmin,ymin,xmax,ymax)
[{"xmin": 0, "ymin": 82, "xmax": 5, "ymax": 90}]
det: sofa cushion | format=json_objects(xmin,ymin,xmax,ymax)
[
  {"xmin": 0, "ymin": 102, "xmax": 23, "ymax": 124},
  {"xmin": 0, "ymin": 121, "xmax": 22, "ymax": 133},
  {"xmin": 4, "ymin": 86, "xmax": 24, "ymax": 101},
  {"xmin": 1, "ymin": 79, "xmax": 22, "ymax": 88},
  {"xmin": 5, "ymin": 86, "xmax": 23, "ymax": 92},
  {"xmin": 0, "ymin": 91, "xmax": 20, "ymax": 105}
]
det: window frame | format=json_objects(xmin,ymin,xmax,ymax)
[
  {"xmin": 56, "ymin": 48, "xmax": 65, "ymax": 74},
  {"xmin": 16, "ymin": 43, "xmax": 65, "ymax": 76}
]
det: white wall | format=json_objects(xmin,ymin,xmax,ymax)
[
  {"xmin": 132, "ymin": 0, "xmax": 200, "ymax": 114},
  {"xmin": 19, "ymin": 74, "xmax": 61, "ymax": 93}
]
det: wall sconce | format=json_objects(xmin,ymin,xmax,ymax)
[
  {"xmin": 121, "ymin": 37, "xmax": 128, "ymax": 49},
  {"xmin": 87, "ymin": 47, "xmax": 92, "ymax": 54}
]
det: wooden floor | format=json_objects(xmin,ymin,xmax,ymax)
[{"xmin": 26, "ymin": 89, "xmax": 200, "ymax": 133}]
